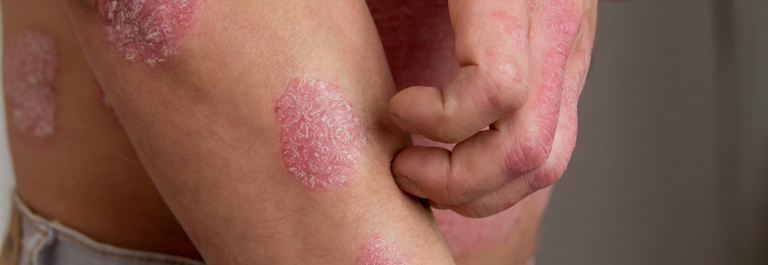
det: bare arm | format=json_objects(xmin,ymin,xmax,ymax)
[{"xmin": 66, "ymin": 0, "xmax": 454, "ymax": 263}]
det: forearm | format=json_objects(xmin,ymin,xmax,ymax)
[{"xmin": 66, "ymin": 0, "xmax": 453, "ymax": 263}]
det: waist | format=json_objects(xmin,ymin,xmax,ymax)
[
  {"xmin": 2, "ymin": 193, "xmax": 204, "ymax": 265},
  {"xmin": 14, "ymin": 174, "xmax": 201, "ymax": 261}
]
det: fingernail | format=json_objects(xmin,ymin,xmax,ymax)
[
  {"xmin": 395, "ymin": 176, "xmax": 427, "ymax": 198},
  {"xmin": 389, "ymin": 114, "xmax": 418, "ymax": 134},
  {"xmin": 429, "ymin": 201, "xmax": 450, "ymax": 210}
]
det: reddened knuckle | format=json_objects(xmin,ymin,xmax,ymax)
[
  {"xmin": 534, "ymin": 118, "xmax": 558, "ymax": 159},
  {"xmin": 536, "ymin": 170, "xmax": 561, "ymax": 190},
  {"xmin": 504, "ymin": 128, "xmax": 554, "ymax": 176},
  {"xmin": 533, "ymin": 156, "xmax": 569, "ymax": 190}
]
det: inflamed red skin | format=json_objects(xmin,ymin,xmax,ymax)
[
  {"xmin": 357, "ymin": 236, "xmax": 411, "ymax": 265},
  {"xmin": 369, "ymin": 0, "xmax": 526, "ymax": 255},
  {"xmin": 367, "ymin": 0, "xmax": 458, "ymax": 91},
  {"xmin": 3, "ymin": 30, "xmax": 60, "ymax": 138},
  {"xmin": 369, "ymin": 0, "xmax": 592, "ymax": 257},
  {"xmin": 275, "ymin": 78, "xmax": 367, "ymax": 189},
  {"xmin": 98, "ymin": 0, "xmax": 201, "ymax": 66},
  {"xmin": 433, "ymin": 207, "xmax": 522, "ymax": 255}
]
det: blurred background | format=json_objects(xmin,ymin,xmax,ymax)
[
  {"xmin": 536, "ymin": 1, "xmax": 768, "ymax": 265},
  {"xmin": 0, "ymin": 0, "xmax": 766, "ymax": 265},
  {"xmin": 0, "ymin": 2, "xmax": 10, "ymax": 255}
]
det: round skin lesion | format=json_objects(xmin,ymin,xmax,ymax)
[
  {"xmin": 3, "ymin": 29, "xmax": 60, "ymax": 138},
  {"xmin": 275, "ymin": 78, "xmax": 367, "ymax": 189},
  {"xmin": 98, "ymin": 0, "xmax": 201, "ymax": 66}
]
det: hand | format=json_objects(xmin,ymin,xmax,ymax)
[{"xmin": 389, "ymin": 0, "xmax": 597, "ymax": 218}]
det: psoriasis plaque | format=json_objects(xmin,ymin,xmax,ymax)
[
  {"xmin": 3, "ymin": 30, "xmax": 59, "ymax": 138},
  {"xmin": 275, "ymin": 78, "xmax": 366, "ymax": 189},
  {"xmin": 98, "ymin": 0, "xmax": 201, "ymax": 66}
]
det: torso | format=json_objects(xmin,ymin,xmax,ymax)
[{"xmin": 3, "ymin": 0, "xmax": 199, "ymax": 259}]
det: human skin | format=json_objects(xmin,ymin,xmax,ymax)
[
  {"xmin": 414, "ymin": 132, "xmax": 553, "ymax": 264},
  {"xmin": 388, "ymin": 0, "xmax": 598, "ymax": 218},
  {"xmin": 368, "ymin": 1, "xmax": 542, "ymax": 261},
  {"xmin": 441, "ymin": 188, "xmax": 552, "ymax": 264},
  {"xmin": 3, "ymin": 0, "xmax": 201, "ymax": 258},
  {"xmin": 6, "ymin": 0, "xmax": 593, "ymax": 264},
  {"xmin": 64, "ymin": 0, "xmax": 455, "ymax": 264},
  {"xmin": 369, "ymin": 0, "xmax": 595, "ymax": 263}
]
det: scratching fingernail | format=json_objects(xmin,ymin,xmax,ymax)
[
  {"xmin": 395, "ymin": 176, "xmax": 427, "ymax": 198},
  {"xmin": 390, "ymin": 114, "xmax": 418, "ymax": 134},
  {"xmin": 430, "ymin": 201, "xmax": 450, "ymax": 210}
]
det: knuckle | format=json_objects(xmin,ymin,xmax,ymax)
[
  {"xmin": 504, "ymin": 126, "xmax": 555, "ymax": 176},
  {"xmin": 532, "ymin": 155, "xmax": 570, "ymax": 190},
  {"xmin": 481, "ymin": 63, "xmax": 530, "ymax": 114}
]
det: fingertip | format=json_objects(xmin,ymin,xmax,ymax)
[
  {"xmin": 389, "ymin": 113, "xmax": 419, "ymax": 134},
  {"xmin": 392, "ymin": 146, "xmax": 454, "ymax": 203},
  {"xmin": 395, "ymin": 175, "xmax": 427, "ymax": 198},
  {"xmin": 388, "ymin": 86, "xmax": 445, "ymax": 136},
  {"xmin": 429, "ymin": 201, "xmax": 450, "ymax": 210}
]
